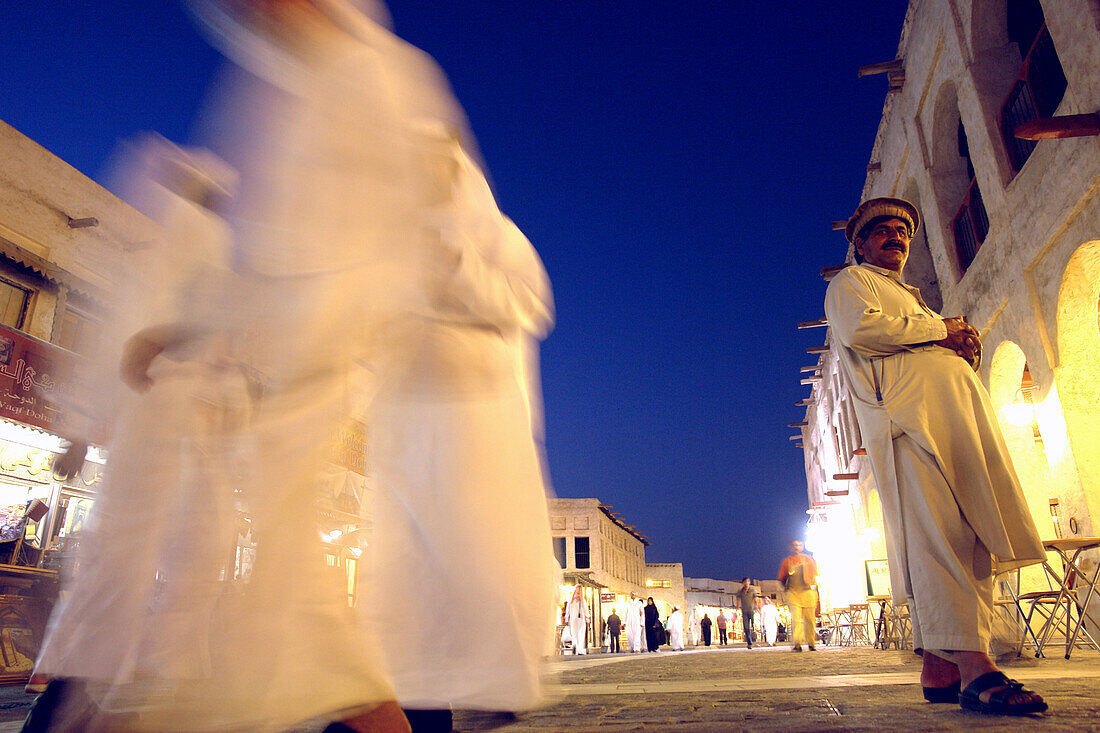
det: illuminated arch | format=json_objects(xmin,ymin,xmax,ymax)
[
  {"xmin": 1055, "ymin": 240, "xmax": 1100, "ymax": 532},
  {"xmin": 987, "ymin": 340, "xmax": 1051, "ymax": 533}
]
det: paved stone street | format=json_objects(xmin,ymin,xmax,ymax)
[{"xmin": 2, "ymin": 645, "xmax": 1099, "ymax": 731}]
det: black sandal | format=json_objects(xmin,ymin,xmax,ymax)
[
  {"xmin": 960, "ymin": 671, "xmax": 1048, "ymax": 715},
  {"xmin": 922, "ymin": 679, "xmax": 960, "ymax": 703}
]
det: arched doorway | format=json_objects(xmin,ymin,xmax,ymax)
[
  {"xmin": 987, "ymin": 341, "xmax": 1058, "ymax": 537},
  {"xmin": 1054, "ymin": 241, "xmax": 1100, "ymax": 537}
]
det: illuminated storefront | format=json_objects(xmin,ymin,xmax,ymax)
[{"xmin": 0, "ymin": 324, "xmax": 106, "ymax": 681}]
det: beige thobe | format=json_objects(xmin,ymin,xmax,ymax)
[{"xmin": 824, "ymin": 264, "xmax": 1044, "ymax": 651}]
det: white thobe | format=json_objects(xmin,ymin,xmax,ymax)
[
  {"xmin": 565, "ymin": 595, "xmax": 590, "ymax": 655},
  {"xmin": 825, "ymin": 263, "xmax": 1044, "ymax": 651},
  {"xmin": 625, "ymin": 598, "xmax": 644, "ymax": 652},
  {"xmin": 365, "ymin": 141, "xmax": 559, "ymax": 709},
  {"xmin": 667, "ymin": 611, "xmax": 684, "ymax": 650},
  {"xmin": 761, "ymin": 604, "xmax": 779, "ymax": 645}
]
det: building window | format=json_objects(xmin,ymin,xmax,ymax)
[
  {"xmin": 951, "ymin": 120, "xmax": 989, "ymax": 273},
  {"xmin": 999, "ymin": 0, "xmax": 1067, "ymax": 172},
  {"xmin": 552, "ymin": 537, "xmax": 567, "ymax": 568},
  {"xmin": 645, "ymin": 579, "xmax": 671, "ymax": 588},
  {"xmin": 574, "ymin": 536, "xmax": 590, "ymax": 569},
  {"xmin": 0, "ymin": 278, "xmax": 30, "ymax": 330},
  {"xmin": 55, "ymin": 308, "xmax": 101, "ymax": 357}
]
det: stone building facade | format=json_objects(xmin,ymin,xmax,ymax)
[
  {"xmin": 644, "ymin": 562, "xmax": 687, "ymax": 616},
  {"xmin": 0, "ymin": 119, "xmax": 150, "ymax": 681},
  {"xmin": 796, "ymin": 0, "xmax": 1100, "ymax": 613},
  {"xmin": 547, "ymin": 497, "xmax": 649, "ymax": 595}
]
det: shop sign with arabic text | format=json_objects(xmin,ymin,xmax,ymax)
[{"xmin": 0, "ymin": 324, "xmax": 85, "ymax": 438}]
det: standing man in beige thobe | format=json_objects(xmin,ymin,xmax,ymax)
[{"xmin": 824, "ymin": 197, "xmax": 1047, "ymax": 715}]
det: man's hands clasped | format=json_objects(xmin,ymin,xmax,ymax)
[{"xmin": 936, "ymin": 316, "xmax": 982, "ymax": 370}]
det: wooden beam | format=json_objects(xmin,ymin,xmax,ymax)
[
  {"xmin": 867, "ymin": 161, "xmax": 881, "ymax": 172},
  {"xmin": 833, "ymin": 472, "xmax": 860, "ymax": 480},
  {"xmin": 852, "ymin": 447, "xmax": 867, "ymax": 456},
  {"xmin": 799, "ymin": 366, "xmax": 820, "ymax": 373},
  {"xmin": 798, "ymin": 318, "xmax": 828, "ymax": 329},
  {"xmin": 788, "ymin": 421, "xmax": 808, "ymax": 428},
  {"xmin": 858, "ymin": 59, "xmax": 904, "ymax": 77},
  {"xmin": 789, "ymin": 435, "xmax": 802, "ymax": 441},
  {"xmin": 794, "ymin": 442, "xmax": 803, "ymax": 448},
  {"xmin": 821, "ymin": 263, "xmax": 848, "ymax": 281},
  {"xmin": 795, "ymin": 399, "xmax": 813, "ymax": 406},
  {"xmin": 806, "ymin": 346, "xmax": 829, "ymax": 354},
  {"xmin": 831, "ymin": 220, "xmax": 848, "ymax": 231},
  {"xmin": 801, "ymin": 377, "xmax": 822, "ymax": 385},
  {"xmin": 825, "ymin": 490, "xmax": 850, "ymax": 497},
  {"xmin": 1015, "ymin": 113, "xmax": 1100, "ymax": 140}
]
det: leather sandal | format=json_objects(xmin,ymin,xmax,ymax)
[
  {"xmin": 922, "ymin": 679, "xmax": 960, "ymax": 703},
  {"xmin": 960, "ymin": 671, "xmax": 1048, "ymax": 715}
]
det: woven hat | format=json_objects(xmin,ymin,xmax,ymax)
[{"xmin": 845, "ymin": 197, "xmax": 920, "ymax": 243}]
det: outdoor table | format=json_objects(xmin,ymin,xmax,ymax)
[{"xmin": 1032, "ymin": 537, "xmax": 1100, "ymax": 659}]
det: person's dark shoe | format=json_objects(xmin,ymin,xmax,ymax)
[
  {"xmin": 21, "ymin": 679, "xmax": 94, "ymax": 733},
  {"xmin": 808, "ymin": 645, "xmax": 816, "ymax": 651},
  {"xmin": 959, "ymin": 672, "xmax": 1047, "ymax": 715},
  {"xmin": 792, "ymin": 645, "xmax": 802, "ymax": 652},
  {"xmin": 403, "ymin": 708, "xmax": 453, "ymax": 733}
]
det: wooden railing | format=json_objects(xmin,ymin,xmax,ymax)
[
  {"xmin": 1000, "ymin": 23, "xmax": 1067, "ymax": 171},
  {"xmin": 952, "ymin": 177, "xmax": 989, "ymax": 273}
]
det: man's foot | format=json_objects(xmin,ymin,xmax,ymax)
[
  {"xmin": 919, "ymin": 650, "xmax": 961, "ymax": 691},
  {"xmin": 808, "ymin": 645, "xmax": 816, "ymax": 651},
  {"xmin": 960, "ymin": 672, "xmax": 1047, "ymax": 715},
  {"xmin": 331, "ymin": 701, "xmax": 413, "ymax": 733},
  {"xmin": 23, "ymin": 674, "xmax": 49, "ymax": 695},
  {"xmin": 939, "ymin": 650, "xmax": 1046, "ymax": 714},
  {"xmin": 792, "ymin": 645, "xmax": 802, "ymax": 652}
]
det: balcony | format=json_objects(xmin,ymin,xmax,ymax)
[{"xmin": 1000, "ymin": 24, "xmax": 1067, "ymax": 172}]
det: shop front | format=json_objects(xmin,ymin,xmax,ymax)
[{"xmin": 0, "ymin": 324, "xmax": 104, "ymax": 682}]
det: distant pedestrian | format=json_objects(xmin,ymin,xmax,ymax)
[
  {"xmin": 565, "ymin": 585, "xmax": 590, "ymax": 655},
  {"xmin": 778, "ymin": 540, "xmax": 817, "ymax": 651},
  {"xmin": 626, "ymin": 592, "xmax": 645, "ymax": 653},
  {"xmin": 761, "ymin": 597, "xmax": 779, "ymax": 646},
  {"xmin": 644, "ymin": 598, "xmax": 662, "ymax": 652},
  {"xmin": 606, "ymin": 609, "xmax": 622, "ymax": 653},
  {"xmin": 689, "ymin": 606, "xmax": 702, "ymax": 646},
  {"xmin": 700, "ymin": 613, "xmax": 713, "ymax": 646},
  {"xmin": 738, "ymin": 577, "xmax": 756, "ymax": 649},
  {"xmin": 716, "ymin": 610, "xmax": 728, "ymax": 645},
  {"xmin": 667, "ymin": 608, "xmax": 685, "ymax": 651}
]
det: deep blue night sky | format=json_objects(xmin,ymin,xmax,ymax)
[{"xmin": 0, "ymin": 1, "xmax": 910, "ymax": 580}]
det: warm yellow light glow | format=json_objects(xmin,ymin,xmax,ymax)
[{"xmin": 1000, "ymin": 400, "xmax": 1035, "ymax": 427}]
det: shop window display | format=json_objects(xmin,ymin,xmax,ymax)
[{"xmin": 0, "ymin": 481, "xmax": 51, "ymax": 567}]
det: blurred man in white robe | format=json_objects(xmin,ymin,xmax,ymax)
[{"xmin": 363, "ymin": 132, "xmax": 559, "ymax": 730}]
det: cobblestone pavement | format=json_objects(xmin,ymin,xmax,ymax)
[{"xmin": 2, "ymin": 645, "xmax": 1098, "ymax": 731}]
